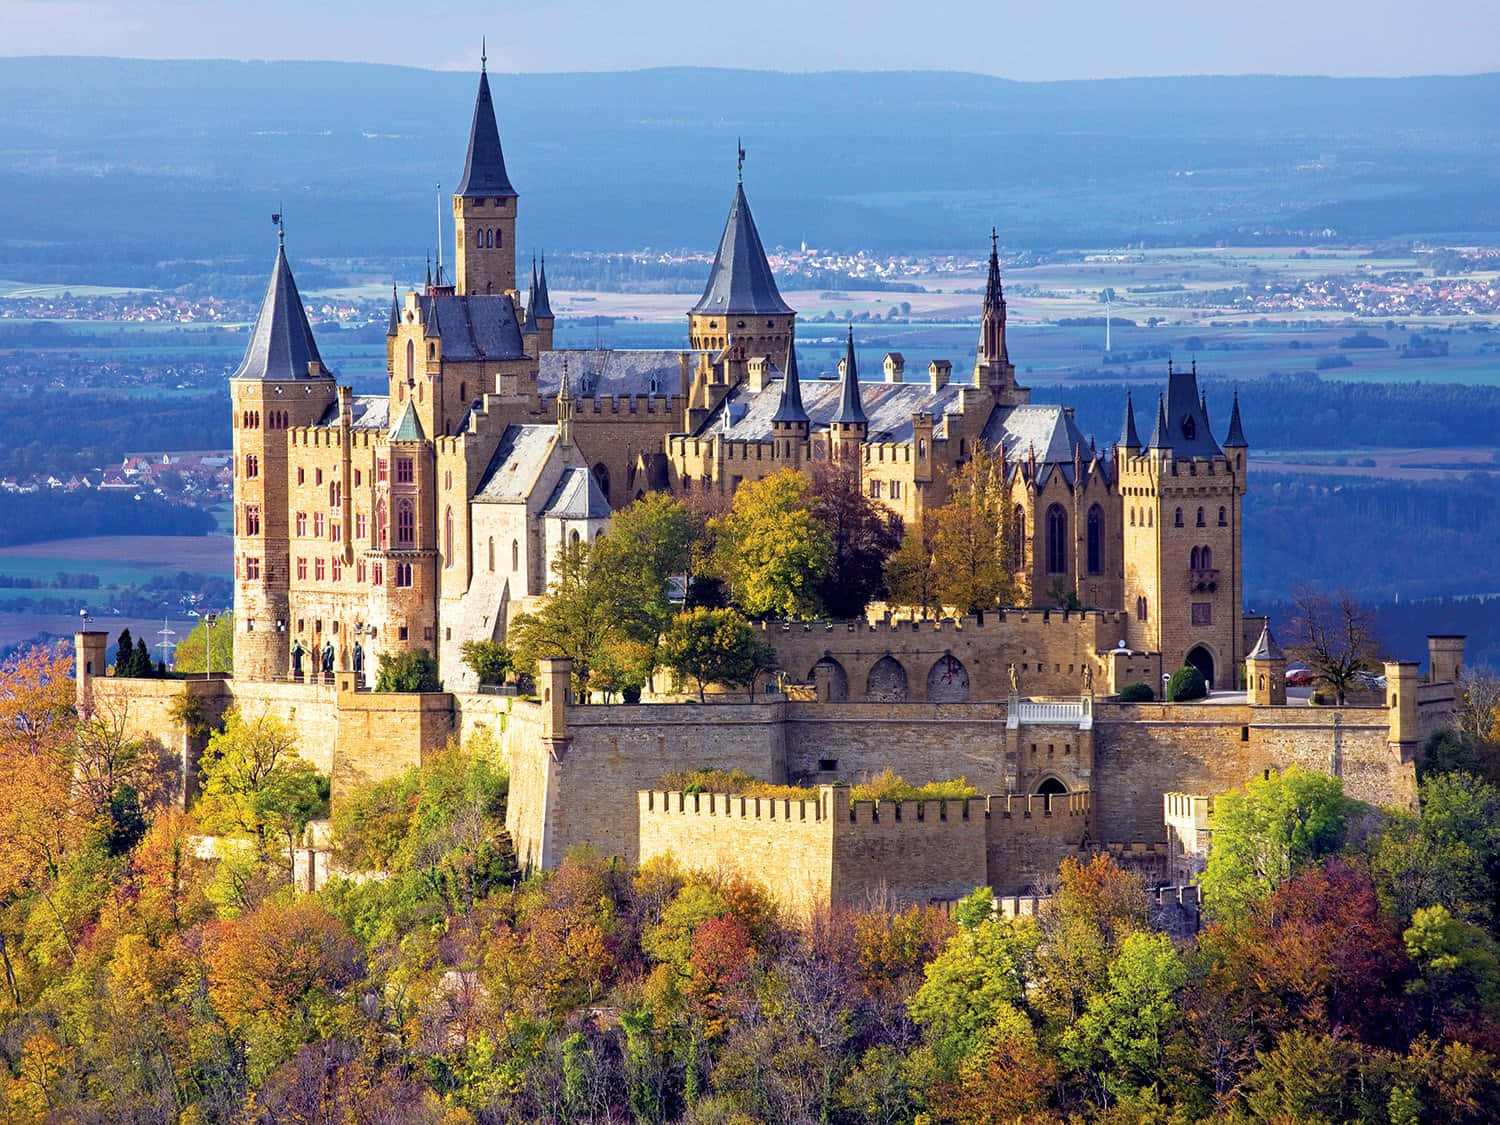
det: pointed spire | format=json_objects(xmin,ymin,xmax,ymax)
[
  {"xmin": 455, "ymin": 63, "xmax": 517, "ymax": 199},
  {"xmin": 425, "ymin": 253, "xmax": 432, "ymax": 290},
  {"xmin": 690, "ymin": 177, "xmax": 793, "ymax": 317},
  {"xmin": 387, "ymin": 284, "xmax": 400, "ymax": 337},
  {"xmin": 533, "ymin": 252, "xmax": 554, "ymax": 320},
  {"xmin": 1200, "ymin": 388, "xmax": 1210, "ymax": 428},
  {"xmin": 424, "ymin": 294, "xmax": 442, "ymax": 340},
  {"xmin": 557, "ymin": 358, "xmax": 575, "ymax": 443},
  {"xmin": 231, "ymin": 238, "xmax": 328, "ymax": 381},
  {"xmin": 1146, "ymin": 394, "xmax": 1169, "ymax": 448},
  {"xmin": 1225, "ymin": 389, "xmax": 1248, "ymax": 447},
  {"xmin": 1248, "ymin": 621, "xmax": 1285, "ymax": 661},
  {"xmin": 389, "ymin": 401, "xmax": 426, "ymax": 443},
  {"xmin": 772, "ymin": 342, "xmax": 808, "ymax": 425},
  {"xmin": 831, "ymin": 326, "xmax": 867, "ymax": 425},
  {"xmin": 481, "ymin": 37, "xmax": 487, "ymax": 72},
  {"xmin": 522, "ymin": 255, "xmax": 539, "ymax": 334},
  {"xmin": 1120, "ymin": 389, "xmax": 1141, "ymax": 450},
  {"xmin": 976, "ymin": 226, "xmax": 1010, "ymax": 379}
]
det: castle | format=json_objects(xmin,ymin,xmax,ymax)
[
  {"xmin": 228, "ymin": 61, "xmax": 1245, "ymax": 696},
  {"xmin": 73, "ymin": 62, "xmax": 1467, "ymax": 914}
]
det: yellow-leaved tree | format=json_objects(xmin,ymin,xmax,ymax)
[{"xmin": 710, "ymin": 469, "xmax": 832, "ymax": 618}]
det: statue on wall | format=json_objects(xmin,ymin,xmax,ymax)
[
  {"xmin": 1008, "ymin": 662, "xmax": 1020, "ymax": 696},
  {"xmin": 321, "ymin": 640, "xmax": 335, "ymax": 676},
  {"xmin": 1083, "ymin": 664, "xmax": 1094, "ymax": 693},
  {"xmin": 290, "ymin": 639, "xmax": 305, "ymax": 678}
]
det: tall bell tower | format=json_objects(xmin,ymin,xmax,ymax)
[{"xmin": 452, "ymin": 51, "xmax": 519, "ymax": 298}]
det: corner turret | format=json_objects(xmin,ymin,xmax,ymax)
[{"xmin": 452, "ymin": 57, "xmax": 518, "ymax": 297}]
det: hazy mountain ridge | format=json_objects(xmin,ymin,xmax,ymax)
[{"xmin": 4, "ymin": 58, "xmax": 1500, "ymax": 285}]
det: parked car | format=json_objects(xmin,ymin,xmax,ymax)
[
  {"xmin": 1352, "ymin": 670, "xmax": 1387, "ymax": 690},
  {"xmin": 1286, "ymin": 665, "xmax": 1314, "ymax": 686}
]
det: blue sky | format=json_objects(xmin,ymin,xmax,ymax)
[{"xmin": 4, "ymin": 0, "xmax": 1497, "ymax": 79}]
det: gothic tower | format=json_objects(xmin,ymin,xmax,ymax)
[
  {"xmin": 974, "ymin": 229, "xmax": 1027, "ymax": 405},
  {"xmin": 1116, "ymin": 363, "xmax": 1246, "ymax": 690},
  {"xmin": 230, "ymin": 232, "xmax": 337, "ymax": 680},
  {"xmin": 452, "ymin": 56, "xmax": 518, "ymax": 298}
]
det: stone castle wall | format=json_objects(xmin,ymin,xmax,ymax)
[{"xmin": 984, "ymin": 791, "xmax": 1094, "ymax": 893}]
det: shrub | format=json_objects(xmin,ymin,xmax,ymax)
[
  {"xmin": 1166, "ymin": 665, "xmax": 1207, "ymax": 702},
  {"xmin": 1116, "ymin": 682, "xmax": 1154, "ymax": 703},
  {"xmin": 460, "ymin": 639, "xmax": 511, "ymax": 685},
  {"xmin": 848, "ymin": 770, "xmax": 977, "ymax": 802},
  {"xmin": 659, "ymin": 768, "xmax": 810, "ymax": 801},
  {"xmin": 375, "ymin": 648, "xmax": 440, "ymax": 693}
]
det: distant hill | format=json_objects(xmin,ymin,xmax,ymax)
[{"xmin": 4, "ymin": 58, "xmax": 1500, "ymax": 288}]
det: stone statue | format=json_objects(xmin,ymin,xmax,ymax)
[
  {"xmin": 1008, "ymin": 662, "xmax": 1020, "ymax": 696},
  {"xmin": 352, "ymin": 641, "xmax": 364, "ymax": 674},
  {"xmin": 1083, "ymin": 664, "xmax": 1094, "ymax": 692},
  {"xmin": 321, "ymin": 640, "xmax": 335, "ymax": 675},
  {"xmin": 290, "ymin": 640, "xmax": 304, "ymax": 677}
]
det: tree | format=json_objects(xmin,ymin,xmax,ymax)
[
  {"xmin": 195, "ymin": 707, "xmax": 329, "ymax": 878},
  {"xmin": 659, "ymin": 608, "xmax": 776, "ymax": 702},
  {"xmin": 593, "ymin": 492, "xmax": 698, "ymax": 685},
  {"xmin": 1288, "ymin": 587, "xmax": 1379, "ymax": 705},
  {"xmin": 509, "ymin": 539, "xmax": 626, "ymax": 700},
  {"xmin": 460, "ymin": 639, "xmax": 511, "ymax": 686},
  {"xmin": 374, "ymin": 648, "xmax": 440, "ymax": 692},
  {"xmin": 1403, "ymin": 904, "xmax": 1500, "ymax": 1028},
  {"xmin": 710, "ymin": 469, "xmax": 832, "ymax": 618},
  {"xmin": 113, "ymin": 628, "xmax": 136, "ymax": 675},
  {"xmin": 1371, "ymin": 771, "xmax": 1500, "ymax": 930},
  {"xmin": 885, "ymin": 510, "xmax": 941, "ymax": 618},
  {"xmin": 1166, "ymin": 664, "xmax": 1207, "ymax": 702},
  {"xmin": 1198, "ymin": 767, "xmax": 1357, "ymax": 920},
  {"xmin": 171, "ymin": 614, "xmax": 234, "ymax": 675},
  {"xmin": 809, "ymin": 460, "xmax": 902, "ymax": 618},
  {"xmin": 133, "ymin": 637, "xmax": 155, "ymax": 678},
  {"xmin": 932, "ymin": 444, "xmax": 1016, "ymax": 614}
]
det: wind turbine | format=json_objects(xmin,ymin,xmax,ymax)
[{"xmin": 1099, "ymin": 287, "xmax": 1117, "ymax": 352}]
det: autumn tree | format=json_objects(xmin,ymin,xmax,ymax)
[
  {"xmin": 1288, "ymin": 586, "xmax": 1380, "ymax": 704},
  {"xmin": 932, "ymin": 444, "xmax": 1017, "ymax": 614},
  {"xmin": 659, "ymin": 607, "xmax": 776, "ymax": 701},
  {"xmin": 885, "ymin": 510, "xmax": 941, "ymax": 618},
  {"xmin": 509, "ymin": 538, "xmax": 629, "ymax": 700},
  {"xmin": 711, "ymin": 469, "xmax": 832, "ymax": 618},
  {"xmin": 809, "ymin": 459, "xmax": 902, "ymax": 618}
]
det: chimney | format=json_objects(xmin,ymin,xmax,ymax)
[
  {"xmin": 883, "ymin": 352, "xmax": 905, "ymax": 383},
  {"xmin": 929, "ymin": 359, "xmax": 952, "ymax": 392}
]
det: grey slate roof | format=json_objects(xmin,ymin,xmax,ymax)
[
  {"xmin": 695, "ymin": 369, "xmax": 967, "ymax": 444},
  {"xmin": 1146, "ymin": 395, "xmax": 1169, "ymax": 449},
  {"xmin": 537, "ymin": 349, "xmax": 700, "ymax": 398},
  {"xmin": 831, "ymin": 328, "xmax": 867, "ymax": 425},
  {"xmin": 1149, "ymin": 362, "xmax": 1223, "ymax": 459},
  {"xmin": 314, "ymin": 395, "xmax": 390, "ymax": 430},
  {"xmin": 387, "ymin": 286, "xmax": 400, "ymax": 337},
  {"xmin": 473, "ymin": 424, "xmax": 558, "ymax": 501},
  {"xmin": 1224, "ymin": 390, "xmax": 1248, "ymax": 447},
  {"xmin": 455, "ymin": 68, "xmax": 517, "ymax": 199},
  {"xmin": 1119, "ymin": 390, "xmax": 1141, "ymax": 449},
  {"xmin": 1248, "ymin": 623, "xmax": 1285, "ymax": 661},
  {"xmin": 690, "ymin": 183, "xmax": 793, "ymax": 317},
  {"xmin": 389, "ymin": 402, "xmax": 426, "ymax": 443},
  {"xmin": 542, "ymin": 467, "xmax": 611, "ymax": 520},
  {"xmin": 418, "ymin": 294, "xmax": 526, "ymax": 361},
  {"xmin": 982, "ymin": 404, "xmax": 1089, "ymax": 466},
  {"xmin": 771, "ymin": 343, "xmax": 808, "ymax": 425},
  {"xmin": 533, "ymin": 255, "xmax": 554, "ymax": 320},
  {"xmin": 231, "ymin": 244, "xmax": 329, "ymax": 381}
]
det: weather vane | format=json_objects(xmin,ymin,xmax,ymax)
[
  {"xmin": 737, "ymin": 138, "xmax": 745, "ymax": 183},
  {"xmin": 271, "ymin": 202, "xmax": 284, "ymax": 246}
]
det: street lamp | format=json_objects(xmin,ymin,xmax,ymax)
[{"xmin": 204, "ymin": 611, "xmax": 217, "ymax": 680}]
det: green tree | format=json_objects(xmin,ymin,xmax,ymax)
[
  {"xmin": 1166, "ymin": 664, "xmax": 1207, "ymax": 701},
  {"xmin": 374, "ymin": 648, "xmax": 440, "ymax": 692},
  {"xmin": 909, "ymin": 913, "xmax": 1038, "ymax": 1072},
  {"xmin": 932, "ymin": 444, "xmax": 1017, "ymax": 614},
  {"xmin": 171, "ymin": 614, "xmax": 234, "ymax": 675},
  {"xmin": 1371, "ymin": 771, "xmax": 1500, "ymax": 929},
  {"xmin": 1404, "ymin": 904, "xmax": 1500, "ymax": 1024},
  {"xmin": 658, "ymin": 607, "xmax": 776, "ymax": 702},
  {"xmin": 460, "ymin": 639, "xmax": 511, "ymax": 686},
  {"xmin": 710, "ymin": 469, "xmax": 832, "ymax": 618},
  {"xmin": 593, "ymin": 492, "xmax": 698, "ymax": 684},
  {"xmin": 509, "ymin": 539, "xmax": 625, "ymax": 700},
  {"xmin": 1198, "ymin": 766, "xmax": 1356, "ymax": 920},
  {"xmin": 809, "ymin": 460, "xmax": 902, "ymax": 619},
  {"xmin": 113, "ymin": 628, "xmax": 136, "ymax": 675},
  {"xmin": 884, "ymin": 510, "xmax": 941, "ymax": 618}
]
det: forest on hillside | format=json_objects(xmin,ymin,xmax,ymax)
[{"xmin": 3, "ymin": 644, "xmax": 1500, "ymax": 1123}]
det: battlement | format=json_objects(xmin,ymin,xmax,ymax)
[
  {"xmin": 760, "ymin": 607, "xmax": 1131, "ymax": 637},
  {"xmin": 988, "ymin": 791, "xmax": 1091, "ymax": 819},
  {"xmin": 846, "ymin": 795, "xmax": 986, "ymax": 824},
  {"xmin": 640, "ymin": 788, "xmax": 825, "ymax": 822},
  {"xmin": 570, "ymin": 392, "xmax": 686, "ymax": 416}
]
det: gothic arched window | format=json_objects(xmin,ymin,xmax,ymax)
[
  {"xmin": 396, "ymin": 500, "xmax": 414, "ymax": 546},
  {"xmin": 405, "ymin": 340, "xmax": 414, "ymax": 383},
  {"xmin": 1086, "ymin": 503, "xmax": 1104, "ymax": 574},
  {"xmin": 487, "ymin": 537, "xmax": 495, "ymax": 572},
  {"xmin": 1012, "ymin": 505, "xmax": 1026, "ymax": 565},
  {"xmin": 1174, "ymin": 507, "xmax": 1183, "ymax": 528},
  {"xmin": 511, "ymin": 539, "xmax": 519, "ymax": 570},
  {"xmin": 1045, "ymin": 504, "xmax": 1068, "ymax": 574},
  {"xmin": 1218, "ymin": 506, "xmax": 1227, "ymax": 526},
  {"xmin": 443, "ymin": 506, "xmax": 453, "ymax": 567}
]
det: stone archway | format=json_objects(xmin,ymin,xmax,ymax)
[
  {"xmin": 926, "ymin": 653, "xmax": 970, "ymax": 703},
  {"xmin": 865, "ymin": 655, "xmax": 909, "ymax": 702},
  {"xmin": 1185, "ymin": 645, "xmax": 1216, "ymax": 691},
  {"xmin": 1036, "ymin": 775, "xmax": 1068, "ymax": 811},
  {"xmin": 810, "ymin": 656, "xmax": 849, "ymax": 702}
]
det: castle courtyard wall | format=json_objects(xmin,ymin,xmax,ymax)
[{"xmin": 984, "ymin": 792, "xmax": 1093, "ymax": 893}]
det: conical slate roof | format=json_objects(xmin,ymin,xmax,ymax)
[
  {"xmin": 1145, "ymin": 394, "xmax": 1168, "ymax": 448},
  {"xmin": 1225, "ymin": 390, "xmax": 1248, "ymax": 447},
  {"xmin": 389, "ymin": 402, "xmax": 426, "ymax": 443},
  {"xmin": 1248, "ymin": 622, "xmax": 1285, "ymax": 662},
  {"xmin": 231, "ymin": 242, "xmax": 328, "ymax": 381},
  {"xmin": 455, "ymin": 67, "xmax": 517, "ymax": 199},
  {"xmin": 522, "ymin": 257, "xmax": 539, "ymax": 334},
  {"xmin": 387, "ymin": 285, "xmax": 400, "ymax": 337},
  {"xmin": 1119, "ymin": 389, "xmax": 1141, "ymax": 450},
  {"xmin": 830, "ymin": 327, "xmax": 867, "ymax": 425},
  {"xmin": 772, "ymin": 342, "xmax": 808, "ymax": 425},
  {"xmin": 690, "ymin": 182, "xmax": 793, "ymax": 317},
  {"xmin": 533, "ymin": 254, "xmax": 554, "ymax": 319}
]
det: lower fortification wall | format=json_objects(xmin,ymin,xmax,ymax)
[
  {"xmin": 784, "ymin": 702, "xmax": 1013, "ymax": 789},
  {"xmin": 834, "ymin": 793, "xmax": 989, "ymax": 908},
  {"xmin": 984, "ymin": 792, "xmax": 1093, "ymax": 894}
]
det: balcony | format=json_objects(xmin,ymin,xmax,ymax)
[{"xmin": 1190, "ymin": 567, "xmax": 1219, "ymax": 592}]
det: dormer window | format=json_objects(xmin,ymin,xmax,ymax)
[{"xmin": 1182, "ymin": 416, "xmax": 1196, "ymax": 440}]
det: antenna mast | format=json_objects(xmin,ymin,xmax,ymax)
[{"xmin": 435, "ymin": 183, "xmax": 443, "ymax": 285}]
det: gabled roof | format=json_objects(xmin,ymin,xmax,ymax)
[
  {"xmin": 690, "ymin": 182, "xmax": 793, "ymax": 317},
  {"xmin": 830, "ymin": 328, "xmax": 867, "ymax": 425},
  {"xmin": 771, "ymin": 343, "xmax": 808, "ymax": 425},
  {"xmin": 473, "ymin": 424, "xmax": 559, "ymax": 501},
  {"xmin": 231, "ymin": 242, "xmax": 329, "ymax": 381},
  {"xmin": 982, "ymin": 404, "xmax": 1089, "ymax": 466},
  {"xmin": 389, "ymin": 402, "xmax": 426, "ymax": 443},
  {"xmin": 417, "ymin": 294, "xmax": 526, "ymax": 361},
  {"xmin": 542, "ymin": 467, "xmax": 611, "ymax": 520},
  {"xmin": 1248, "ymin": 622, "xmax": 1285, "ymax": 662},
  {"xmin": 455, "ymin": 67, "xmax": 517, "ymax": 199},
  {"xmin": 315, "ymin": 394, "xmax": 390, "ymax": 431}
]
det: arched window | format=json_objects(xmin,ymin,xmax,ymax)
[
  {"xmin": 1196, "ymin": 506, "xmax": 1205, "ymax": 527},
  {"xmin": 511, "ymin": 539, "xmax": 519, "ymax": 569},
  {"xmin": 495, "ymin": 229, "xmax": 502, "ymax": 246},
  {"xmin": 1190, "ymin": 546, "xmax": 1201, "ymax": 570},
  {"xmin": 459, "ymin": 382, "xmax": 466, "ymax": 404},
  {"xmin": 405, "ymin": 340, "xmax": 414, "ymax": 383},
  {"xmin": 1201, "ymin": 545, "xmax": 1213, "ymax": 569},
  {"xmin": 396, "ymin": 500, "xmax": 414, "ymax": 546},
  {"xmin": 1148, "ymin": 510, "xmax": 1153, "ymax": 527},
  {"xmin": 375, "ymin": 500, "xmax": 387, "ymax": 548},
  {"xmin": 1045, "ymin": 504, "xmax": 1068, "ymax": 574},
  {"xmin": 1086, "ymin": 503, "xmax": 1104, "ymax": 574},
  {"xmin": 592, "ymin": 463, "xmax": 611, "ymax": 502},
  {"xmin": 245, "ymin": 454, "xmax": 258, "ymax": 478},
  {"xmin": 1218, "ymin": 506, "xmax": 1227, "ymax": 526},
  {"xmin": 1174, "ymin": 507, "xmax": 1183, "ymax": 528},
  {"xmin": 443, "ymin": 507, "xmax": 453, "ymax": 567},
  {"xmin": 570, "ymin": 529, "xmax": 580, "ymax": 547},
  {"xmin": 1129, "ymin": 507, "xmax": 1135, "ymax": 527},
  {"xmin": 487, "ymin": 537, "xmax": 495, "ymax": 572},
  {"xmin": 329, "ymin": 481, "xmax": 340, "ymax": 508},
  {"xmin": 476, "ymin": 229, "xmax": 484, "ymax": 248},
  {"xmin": 1137, "ymin": 596, "xmax": 1148, "ymax": 621},
  {"xmin": 1013, "ymin": 505, "xmax": 1026, "ymax": 565}
]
